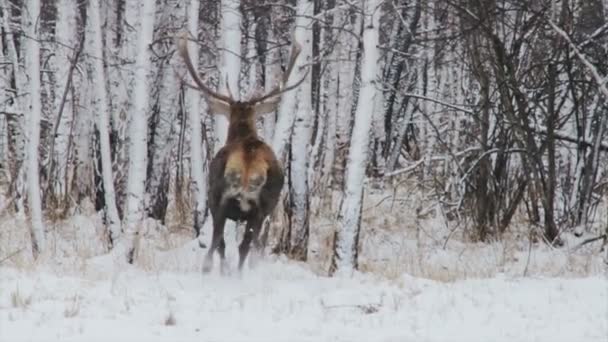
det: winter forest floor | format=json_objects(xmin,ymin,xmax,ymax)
[
  {"xmin": 1, "ymin": 258, "xmax": 607, "ymax": 342},
  {"xmin": 1, "ymin": 188, "xmax": 607, "ymax": 342}
]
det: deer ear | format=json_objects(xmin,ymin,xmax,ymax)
[
  {"xmin": 206, "ymin": 98, "xmax": 231, "ymax": 116},
  {"xmin": 253, "ymin": 100, "xmax": 279, "ymax": 115}
]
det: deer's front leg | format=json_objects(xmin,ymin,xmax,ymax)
[{"xmin": 238, "ymin": 215, "xmax": 264, "ymax": 271}]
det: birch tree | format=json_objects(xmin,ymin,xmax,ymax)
[
  {"xmin": 1, "ymin": 0, "xmax": 27, "ymax": 214},
  {"xmin": 186, "ymin": 0, "xmax": 209, "ymax": 237},
  {"xmin": 216, "ymin": 0, "xmax": 242, "ymax": 149},
  {"xmin": 24, "ymin": 0, "xmax": 45, "ymax": 257},
  {"xmin": 120, "ymin": 0, "xmax": 156, "ymax": 261},
  {"xmin": 47, "ymin": 0, "xmax": 78, "ymax": 205},
  {"xmin": 330, "ymin": 0, "xmax": 381, "ymax": 276},
  {"xmin": 88, "ymin": 0, "xmax": 121, "ymax": 242},
  {"xmin": 287, "ymin": 0, "xmax": 314, "ymax": 260}
]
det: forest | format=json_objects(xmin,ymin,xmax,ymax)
[
  {"xmin": 1, "ymin": 0, "xmax": 607, "ymax": 272},
  {"xmin": 1, "ymin": 0, "xmax": 607, "ymax": 340}
]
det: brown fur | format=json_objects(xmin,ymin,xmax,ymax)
[
  {"xmin": 203, "ymin": 102, "xmax": 284, "ymax": 273},
  {"xmin": 224, "ymin": 144, "xmax": 271, "ymax": 188},
  {"xmin": 177, "ymin": 33, "xmax": 302, "ymax": 274}
]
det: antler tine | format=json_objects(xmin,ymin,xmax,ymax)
[
  {"xmin": 176, "ymin": 31, "xmax": 233, "ymax": 104},
  {"xmin": 225, "ymin": 74, "xmax": 237, "ymax": 101},
  {"xmin": 247, "ymin": 32, "xmax": 304, "ymax": 105}
]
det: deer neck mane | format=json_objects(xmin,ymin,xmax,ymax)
[{"xmin": 226, "ymin": 115, "xmax": 258, "ymax": 143}]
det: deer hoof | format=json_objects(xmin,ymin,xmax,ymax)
[
  {"xmin": 202, "ymin": 257, "xmax": 213, "ymax": 274},
  {"xmin": 220, "ymin": 259, "xmax": 231, "ymax": 276}
]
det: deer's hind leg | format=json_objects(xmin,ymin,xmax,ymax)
[{"xmin": 203, "ymin": 211, "xmax": 227, "ymax": 274}]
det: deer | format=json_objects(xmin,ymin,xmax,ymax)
[{"xmin": 177, "ymin": 32, "xmax": 306, "ymax": 274}]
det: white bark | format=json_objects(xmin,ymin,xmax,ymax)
[
  {"xmin": 216, "ymin": 0, "xmax": 242, "ymax": 149},
  {"xmin": 246, "ymin": 22, "xmax": 258, "ymax": 95},
  {"xmin": 271, "ymin": 70, "xmax": 300, "ymax": 159},
  {"xmin": 88, "ymin": 0, "xmax": 122, "ymax": 241},
  {"xmin": 263, "ymin": 30, "xmax": 278, "ymax": 140},
  {"xmin": 1, "ymin": 0, "xmax": 27, "ymax": 214},
  {"xmin": 321, "ymin": 27, "xmax": 339, "ymax": 188},
  {"xmin": 121, "ymin": 0, "xmax": 156, "ymax": 258},
  {"xmin": 271, "ymin": 31, "xmax": 308, "ymax": 160},
  {"xmin": 51, "ymin": 0, "xmax": 78, "ymax": 197},
  {"xmin": 333, "ymin": 8, "xmax": 361, "ymax": 182},
  {"xmin": 25, "ymin": 0, "xmax": 45, "ymax": 256},
  {"xmin": 331, "ymin": 0, "xmax": 381, "ymax": 276},
  {"xmin": 186, "ymin": 0, "xmax": 209, "ymax": 235},
  {"xmin": 288, "ymin": 0, "xmax": 314, "ymax": 257}
]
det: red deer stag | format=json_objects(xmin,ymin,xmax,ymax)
[{"xmin": 177, "ymin": 33, "xmax": 305, "ymax": 273}]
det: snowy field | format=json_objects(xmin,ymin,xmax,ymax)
[
  {"xmin": 1, "ymin": 192, "xmax": 607, "ymax": 342},
  {"xmin": 1, "ymin": 255, "xmax": 607, "ymax": 342}
]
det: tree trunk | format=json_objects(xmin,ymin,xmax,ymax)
[
  {"xmin": 2, "ymin": 0, "xmax": 27, "ymax": 214},
  {"xmin": 25, "ymin": 0, "xmax": 46, "ymax": 258},
  {"xmin": 88, "ymin": 0, "xmax": 122, "ymax": 243},
  {"xmin": 186, "ymin": 0, "xmax": 209, "ymax": 238},
  {"xmin": 121, "ymin": 0, "xmax": 156, "ymax": 262},
  {"xmin": 216, "ymin": 0, "xmax": 242, "ymax": 150},
  {"xmin": 287, "ymin": 0, "xmax": 313, "ymax": 261},
  {"xmin": 48, "ymin": 0, "xmax": 78, "ymax": 207},
  {"xmin": 330, "ymin": 0, "xmax": 381, "ymax": 276}
]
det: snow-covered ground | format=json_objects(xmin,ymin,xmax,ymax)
[
  {"xmin": 1, "ymin": 255, "xmax": 606, "ymax": 342},
  {"xmin": 1, "ymin": 189, "xmax": 607, "ymax": 341}
]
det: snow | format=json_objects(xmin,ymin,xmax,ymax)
[
  {"xmin": 1, "ymin": 190, "xmax": 607, "ymax": 341},
  {"xmin": 1, "ymin": 257, "xmax": 606, "ymax": 342}
]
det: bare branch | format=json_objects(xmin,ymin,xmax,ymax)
[{"xmin": 548, "ymin": 21, "xmax": 608, "ymax": 100}]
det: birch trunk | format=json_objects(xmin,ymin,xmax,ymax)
[
  {"xmin": 49, "ymin": 0, "xmax": 78, "ymax": 202},
  {"xmin": 330, "ymin": 0, "xmax": 381, "ymax": 276},
  {"xmin": 2, "ymin": 0, "xmax": 27, "ymax": 214},
  {"xmin": 332, "ymin": 9, "xmax": 361, "ymax": 187},
  {"xmin": 186, "ymin": 0, "xmax": 209, "ymax": 237},
  {"xmin": 262, "ymin": 30, "xmax": 278, "ymax": 141},
  {"xmin": 271, "ymin": 32, "xmax": 308, "ymax": 160},
  {"xmin": 216, "ymin": 0, "xmax": 242, "ymax": 149},
  {"xmin": 88, "ymin": 0, "xmax": 122, "ymax": 242},
  {"xmin": 287, "ymin": 0, "xmax": 313, "ymax": 260},
  {"xmin": 25, "ymin": 0, "xmax": 45, "ymax": 257},
  {"xmin": 121, "ymin": 0, "xmax": 156, "ymax": 261}
]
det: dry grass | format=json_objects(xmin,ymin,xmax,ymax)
[
  {"xmin": 164, "ymin": 311, "xmax": 177, "ymax": 326},
  {"xmin": 0, "ymin": 180, "xmax": 604, "ymax": 283},
  {"xmin": 64, "ymin": 295, "xmax": 81, "ymax": 318},
  {"xmin": 11, "ymin": 287, "xmax": 32, "ymax": 309},
  {"xmin": 308, "ymin": 181, "xmax": 607, "ymax": 282}
]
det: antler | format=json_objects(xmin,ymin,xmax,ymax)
[
  {"xmin": 246, "ymin": 34, "xmax": 308, "ymax": 105},
  {"xmin": 177, "ymin": 32, "xmax": 234, "ymax": 104}
]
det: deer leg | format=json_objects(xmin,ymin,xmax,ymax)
[
  {"xmin": 249, "ymin": 217, "xmax": 266, "ymax": 269},
  {"xmin": 203, "ymin": 213, "xmax": 226, "ymax": 274},
  {"xmin": 238, "ymin": 216, "xmax": 263, "ymax": 271}
]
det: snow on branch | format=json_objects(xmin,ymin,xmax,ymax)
[
  {"xmin": 534, "ymin": 126, "xmax": 608, "ymax": 152},
  {"xmin": 548, "ymin": 21, "xmax": 608, "ymax": 100},
  {"xmin": 402, "ymin": 92, "xmax": 475, "ymax": 115}
]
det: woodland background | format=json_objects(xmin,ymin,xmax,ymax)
[{"xmin": 0, "ymin": 0, "xmax": 607, "ymax": 274}]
